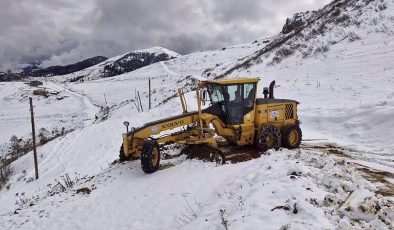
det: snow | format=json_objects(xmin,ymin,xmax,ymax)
[
  {"xmin": 0, "ymin": 82, "xmax": 98, "ymax": 155},
  {"xmin": 1, "ymin": 0, "xmax": 394, "ymax": 229}
]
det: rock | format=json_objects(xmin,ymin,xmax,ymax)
[
  {"xmin": 76, "ymin": 187, "xmax": 91, "ymax": 195},
  {"xmin": 282, "ymin": 11, "xmax": 314, "ymax": 34},
  {"xmin": 14, "ymin": 208, "xmax": 22, "ymax": 214},
  {"xmin": 338, "ymin": 190, "xmax": 381, "ymax": 222}
]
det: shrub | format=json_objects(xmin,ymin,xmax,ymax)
[
  {"xmin": 38, "ymin": 128, "xmax": 50, "ymax": 145},
  {"xmin": 276, "ymin": 47, "xmax": 294, "ymax": 57},
  {"xmin": 219, "ymin": 209, "xmax": 229, "ymax": 230},
  {"xmin": 315, "ymin": 44, "xmax": 330, "ymax": 54},
  {"xmin": 348, "ymin": 32, "xmax": 361, "ymax": 42},
  {"xmin": 301, "ymin": 49, "xmax": 312, "ymax": 58},
  {"xmin": 0, "ymin": 158, "xmax": 12, "ymax": 190},
  {"xmin": 332, "ymin": 9, "xmax": 341, "ymax": 17},
  {"xmin": 336, "ymin": 14, "xmax": 351, "ymax": 24},
  {"xmin": 268, "ymin": 46, "xmax": 295, "ymax": 65},
  {"xmin": 377, "ymin": 2, "xmax": 387, "ymax": 11},
  {"xmin": 9, "ymin": 135, "xmax": 21, "ymax": 155}
]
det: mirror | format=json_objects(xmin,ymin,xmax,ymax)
[
  {"xmin": 202, "ymin": 90, "xmax": 207, "ymax": 106},
  {"xmin": 123, "ymin": 121, "xmax": 130, "ymax": 132}
]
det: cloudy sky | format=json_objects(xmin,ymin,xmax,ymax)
[{"xmin": 0, "ymin": 0, "xmax": 331, "ymax": 71}]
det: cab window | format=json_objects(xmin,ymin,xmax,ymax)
[
  {"xmin": 226, "ymin": 85, "xmax": 242, "ymax": 103},
  {"xmin": 243, "ymin": 83, "xmax": 256, "ymax": 114},
  {"xmin": 207, "ymin": 84, "xmax": 224, "ymax": 103}
]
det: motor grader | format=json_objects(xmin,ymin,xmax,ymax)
[{"xmin": 120, "ymin": 77, "xmax": 302, "ymax": 173}]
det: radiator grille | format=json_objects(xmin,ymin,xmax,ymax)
[{"xmin": 285, "ymin": 104, "xmax": 294, "ymax": 119}]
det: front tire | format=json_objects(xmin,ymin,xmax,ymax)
[
  {"xmin": 256, "ymin": 125, "xmax": 281, "ymax": 151},
  {"xmin": 282, "ymin": 125, "xmax": 302, "ymax": 149},
  {"xmin": 141, "ymin": 140, "xmax": 161, "ymax": 173}
]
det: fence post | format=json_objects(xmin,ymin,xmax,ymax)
[
  {"xmin": 137, "ymin": 91, "xmax": 143, "ymax": 112},
  {"xmin": 29, "ymin": 97, "xmax": 39, "ymax": 180},
  {"xmin": 149, "ymin": 78, "xmax": 151, "ymax": 110}
]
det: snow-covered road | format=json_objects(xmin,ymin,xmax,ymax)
[{"xmin": 1, "ymin": 142, "xmax": 393, "ymax": 230}]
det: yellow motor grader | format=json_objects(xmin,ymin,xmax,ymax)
[{"xmin": 120, "ymin": 78, "xmax": 302, "ymax": 173}]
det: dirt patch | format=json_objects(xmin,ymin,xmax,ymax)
[
  {"xmin": 222, "ymin": 146, "xmax": 262, "ymax": 163},
  {"xmin": 300, "ymin": 143, "xmax": 328, "ymax": 149},
  {"xmin": 178, "ymin": 144, "xmax": 262, "ymax": 164},
  {"xmin": 327, "ymin": 148, "xmax": 350, "ymax": 157},
  {"xmin": 301, "ymin": 143, "xmax": 351, "ymax": 157},
  {"xmin": 356, "ymin": 166, "xmax": 394, "ymax": 196},
  {"xmin": 302, "ymin": 143, "xmax": 394, "ymax": 197}
]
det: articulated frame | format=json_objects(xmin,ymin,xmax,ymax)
[{"xmin": 122, "ymin": 88, "xmax": 234, "ymax": 158}]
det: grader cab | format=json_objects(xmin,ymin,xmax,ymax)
[{"xmin": 120, "ymin": 78, "xmax": 302, "ymax": 173}]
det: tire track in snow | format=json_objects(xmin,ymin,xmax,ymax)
[{"xmin": 46, "ymin": 82, "xmax": 100, "ymax": 126}]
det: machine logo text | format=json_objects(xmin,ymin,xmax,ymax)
[{"xmin": 161, "ymin": 120, "xmax": 185, "ymax": 129}]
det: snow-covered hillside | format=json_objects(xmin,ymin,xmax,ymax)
[
  {"xmin": 0, "ymin": 81, "xmax": 99, "ymax": 156},
  {"xmin": 51, "ymin": 47, "xmax": 180, "ymax": 82},
  {"xmin": 1, "ymin": 0, "xmax": 394, "ymax": 229}
]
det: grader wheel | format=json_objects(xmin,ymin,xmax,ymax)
[
  {"xmin": 141, "ymin": 140, "xmax": 161, "ymax": 173},
  {"xmin": 257, "ymin": 125, "xmax": 281, "ymax": 151},
  {"xmin": 282, "ymin": 125, "xmax": 302, "ymax": 149}
]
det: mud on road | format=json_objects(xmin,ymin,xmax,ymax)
[{"xmin": 301, "ymin": 143, "xmax": 394, "ymax": 197}]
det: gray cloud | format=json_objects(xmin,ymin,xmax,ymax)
[{"xmin": 0, "ymin": 0, "xmax": 330, "ymax": 71}]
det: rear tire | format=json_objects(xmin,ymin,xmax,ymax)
[
  {"xmin": 282, "ymin": 125, "xmax": 302, "ymax": 149},
  {"xmin": 256, "ymin": 125, "xmax": 281, "ymax": 151},
  {"xmin": 141, "ymin": 140, "xmax": 161, "ymax": 173}
]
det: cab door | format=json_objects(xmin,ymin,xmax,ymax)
[
  {"xmin": 225, "ymin": 83, "xmax": 256, "ymax": 145},
  {"xmin": 239, "ymin": 83, "xmax": 256, "ymax": 145},
  {"xmin": 225, "ymin": 84, "xmax": 243, "ymax": 125}
]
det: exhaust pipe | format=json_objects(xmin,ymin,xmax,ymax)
[
  {"xmin": 269, "ymin": 80, "xmax": 275, "ymax": 99},
  {"xmin": 263, "ymin": 87, "xmax": 269, "ymax": 99}
]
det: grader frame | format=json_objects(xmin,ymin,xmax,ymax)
[{"xmin": 120, "ymin": 78, "xmax": 302, "ymax": 173}]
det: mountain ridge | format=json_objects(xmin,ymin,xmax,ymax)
[
  {"xmin": 52, "ymin": 46, "xmax": 181, "ymax": 82},
  {"xmin": 0, "ymin": 47, "xmax": 180, "ymax": 82}
]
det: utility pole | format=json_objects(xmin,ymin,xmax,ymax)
[
  {"xmin": 29, "ymin": 97, "xmax": 39, "ymax": 180},
  {"xmin": 149, "ymin": 78, "xmax": 151, "ymax": 110}
]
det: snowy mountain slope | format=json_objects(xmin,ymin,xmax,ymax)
[
  {"xmin": 51, "ymin": 47, "xmax": 180, "ymax": 82},
  {"xmin": 214, "ymin": 0, "xmax": 394, "ymax": 78},
  {"xmin": 1, "ymin": 0, "xmax": 394, "ymax": 229},
  {"xmin": 1, "ymin": 56, "xmax": 108, "ymax": 82},
  {"xmin": 22, "ymin": 56, "xmax": 108, "ymax": 78}
]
